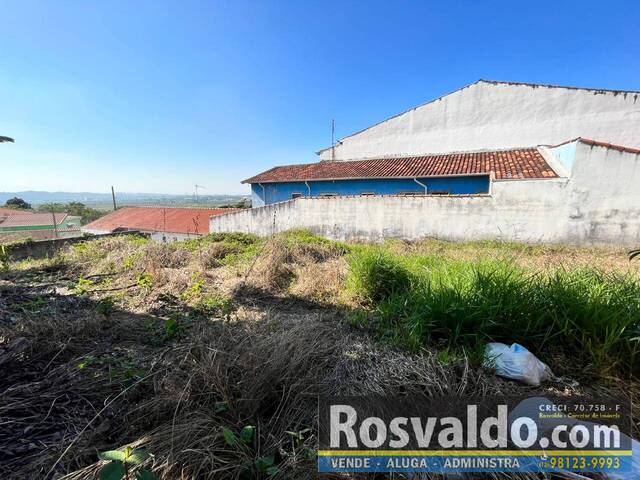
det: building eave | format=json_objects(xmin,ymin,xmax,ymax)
[{"xmin": 244, "ymin": 172, "xmax": 494, "ymax": 184}]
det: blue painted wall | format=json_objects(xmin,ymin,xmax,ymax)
[
  {"xmin": 250, "ymin": 175, "xmax": 490, "ymax": 206},
  {"xmin": 550, "ymin": 141, "xmax": 578, "ymax": 172}
]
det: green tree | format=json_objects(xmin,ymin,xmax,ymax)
[
  {"xmin": 4, "ymin": 197, "xmax": 32, "ymax": 210},
  {"xmin": 37, "ymin": 202, "xmax": 105, "ymax": 225}
]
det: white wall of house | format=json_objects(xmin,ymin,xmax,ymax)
[
  {"xmin": 81, "ymin": 227, "xmax": 201, "ymax": 243},
  {"xmin": 318, "ymin": 81, "xmax": 640, "ymax": 161},
  {"xmin": 148, "ymin": 231, "xmax": 200, "ymax": 243},
  {"xmin": 211, "ymin": 142, "xmax": 640, "ymax": 246},
  {"xmin": 564, "ymin": 142, "xmax": 640, "ymax": 245}
]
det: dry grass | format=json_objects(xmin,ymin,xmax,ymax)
[
  {"xmin": 289, "ymin": 258, "xmax": 348, "ymax": 303},
  {"xmin": 241, "ymin": 235, "xmax": 346, "ymax": 296},
  {"xmin": 0, "ymin": 232, "xmax": 637, "ymax": 479},
  {"xmin": 383, "ymin": 238, "xmax": 640, "ymax": 276}
]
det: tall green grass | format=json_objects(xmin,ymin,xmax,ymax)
[{"xmin": 346, "ymin": 247, "xmax": 640, "ymax": 375}]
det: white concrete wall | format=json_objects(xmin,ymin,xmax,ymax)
[
  {"xmin": 210, "ymin": 181, "xmax": 568, "ymax": 244},
  {"xmin": 211, "ymin": 142, "xmax": 640, "ymax": 246},
  {"xmin": 319, "ymin": 81, "xmax": 640, "ymax": 161},
  {"xmin": 81, "ymin": 226, "xmax": 201, "ymax": 243},
  {"xmin": 564, "ymin": 142, "xmax": 640, "ymax": 245},
  {"xmin": 149, "ymin": 231, "xmax": 201, "ymax": 243}
]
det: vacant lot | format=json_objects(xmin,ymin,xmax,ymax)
[{"xmin": 0, "ymin": 232, "xmax": 638, "ymax": 479}]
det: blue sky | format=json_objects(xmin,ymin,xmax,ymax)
[{"xmin": 1, "ymin": 1, "xmax": 638, "ymax": 195}]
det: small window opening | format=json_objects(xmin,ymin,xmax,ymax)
[{"xmin": 291, "ymin": 193, "xmax": 303, "ymax": 199}]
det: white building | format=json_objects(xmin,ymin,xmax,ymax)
[
  {"xmin": 211, "ymin": 80, "xmax": 640, "ymax": 246},
  {"xmin": 317, "ymin": 80, "xmax": 640, "ymax": 160}
]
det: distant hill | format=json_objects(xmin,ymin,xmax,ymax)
[{"xmin": 0, "ymin": 191, "xmax": 250, "ymax": 210}]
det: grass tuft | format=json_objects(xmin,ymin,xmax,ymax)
[{"xmin": 346, "ymin": 247, "xmax": 413, "ymax": 303}]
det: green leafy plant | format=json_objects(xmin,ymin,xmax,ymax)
[
  {"xmin": 285, "ymin": 428, "xmax": 311, "ymax": 446},
  {"xmin": 77, "ymin": 354, "xmax": 98, "ymax": 370},
  {"xmin": 195, "ymin": 293, "xmax": 235, "ymax": 318},
  {"xmin": 240, "ymin": 425, "xmax": 255, "ymax": 444},
  {"xmin": 98, "ymin": 447, "xmax": 157, "ymax": 480},
  {"xmin": 136, "ymin": 273, "xmax": 153, "ymax": 288},
  {"xmin": 72, "ymin": 240, "xmax": 107, "ymax": 261},
  {"xmin": 285, "ymin": 427, "xmax": 312, "ymax": 458},
  {"xmin": 220, "ymin": 424, "xmax": 280, "ymax": 476},
  {"xmin": 255, "ymin": 455, "xmax": 279, "ymax": 476},
  {"xmin": 222, "ymin": 427, "xmax": 237, "ymax": 446},
  {"xmin": 213, "ymin": 401, "xmax": 230, "ymax": 413},
  {"xmin": 122, "ymin": 367, "xmax": 147, "ymax": 388},
  {"xmin": 164, "ymin": 315, "xmax": 180, "ymax": 341},
  {"xmin": 181, "ymin": 272, "xmax": 205, "ymax": 300},
  {"xmin": 435, "ymin": 348, "xmax": 453, "ymax": 365},
  {"xmin": 74, "ymin": 276, "xmax": 95, "ymax": 295},
  {"xmin": 13, "ymin": 296, "xmax": 47, "ymax": 313},
  {"xmin": 97, "ymin": 296, "xmax": 115, "ymax": 316},
  {"xmin": 122, "ymin": 255, "xmax": 136, "ymax": 270}
]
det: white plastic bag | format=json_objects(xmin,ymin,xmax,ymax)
[{"xmin": 484, "ymin": 342, "xmax": 554, "ymax": 386}]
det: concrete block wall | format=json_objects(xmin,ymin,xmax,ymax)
[{"xmin": 211, "ymin": 180, "xmax": 571, "ymax": 244}]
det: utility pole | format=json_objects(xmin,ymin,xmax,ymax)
[
  {"xmin": 50, "ymin": 206, "xmax": 59, "ymax": 239},
  {"xmin": 111, "ymin": 186, "xmax": 117, "ymax": 211}
]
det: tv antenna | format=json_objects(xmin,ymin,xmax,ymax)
[
  {"xmin": 331, "ymin": 119, "xmax": 335, "ymax": 161},
  {"xmin": 194, "ymin": 184, "xmax": 206, "ymax": 203}
]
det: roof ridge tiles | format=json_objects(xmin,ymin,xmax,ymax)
[
  {"xmin": 479, "ymin": 79, "xmax": 640, "ymax": 95},
  {"xmin": 547, "ymin": 137, "xmax": 640, "ymax": 155},
  {"xmin": 243, "ymin": 147, "xmax": 557, "ymax": 184}
]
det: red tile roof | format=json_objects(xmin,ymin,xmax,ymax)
[
  {"xmin": 83, "ymin": 206, "xmax": 240, "ymax": 235},
  {"xmin": 0, "ymin": 207, "xmax": 33, "ymax": 216},
  {"xmin": 0, "ymin": 213, "xmax": 68, "ymax": 227},
  {"xmin": 549, "ymin": 137, "xmax": 640, "ymax": 155},
  {"xmin": 244, "ymin": 148, "xmax": 557, "ymax": 184},
  {"xmin": 577, "ymin": 138, "xmax": 640, "ymax": 155},
  {"xmin": 0, "ymin": 228, "xmax": 81, "ymax": 243}
]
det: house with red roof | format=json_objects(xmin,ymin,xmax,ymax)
[
  {"xmin": 0, "ymin": 210, "xmax": 81, "ymax": 242},
  {"xmin": 82, "ymin": 206, "xmax": 239, "ymax": 242},
  {"xmin": 212, "ymin": 80, "xmax": 640, "ymax": 246}
]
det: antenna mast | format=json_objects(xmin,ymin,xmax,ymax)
[
  {"xmin": 331, "ymin": 119, "xmax": 335, "ymax": 161},
  {"xmin": 194, "ymin": 184, "xmax": 206, "ymax": 203}
]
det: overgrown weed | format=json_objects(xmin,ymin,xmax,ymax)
[{"xmin": 346, "ymin": 247, "xmax": 640, "ymax": 376}]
